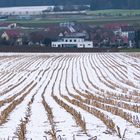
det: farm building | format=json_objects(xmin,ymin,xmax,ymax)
[{"xmin": 52, "ymin": 37, "xmax": 93, "ymax": 48}]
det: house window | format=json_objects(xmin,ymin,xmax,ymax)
[
  {"xmin": 65, "ymin": 39, "xmax": 68, "ymax": 42},
  {"xmin": 74, "ymin": 39, "xmax": 76, "ymax": 42},
  {"xmin": 70, "ymin": 39, "xmax": 72, "ymax": 42}
]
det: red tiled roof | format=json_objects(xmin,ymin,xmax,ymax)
[
  {"xmin": 104, "ymin": 23, "xmax": 128, "ymax": 30},
  {"xmin": 45, "ymin": 25, "xmax": 72, "ymax": 34},
  {"xmin": 5, "ymin": 30, "xmax": 20, "ymax": 38},
  {"xmin": 121, "ymin": 26, "xmax": 135, "ymax": 32}
]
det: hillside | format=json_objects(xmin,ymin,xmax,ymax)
[{"xmin": 0, "ymin": 0, "xmax": 140, "ymax": 9}]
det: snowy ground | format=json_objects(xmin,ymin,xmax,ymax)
[
  {"xmin": 0, "ymin": 53, "xmax": 140, "ymax": 140},
  {"xmin": 0, "ymin": 6, "xmax": 54, "ymax": 15}
]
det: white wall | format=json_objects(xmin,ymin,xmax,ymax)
[
  {"xmin": 52, "ymin": 38, "xmax": 93, "ymax": 48},
  {"xmin": 121, "ymin": 32, "xmax": 128, "ymax": 37}
]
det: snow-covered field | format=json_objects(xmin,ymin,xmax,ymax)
[
  {"xmin": 0, "ymin": 53, "xmax": 140, "ymax": 140},
  {"xmin": 0, "ymin": 6, "xmax": 54, "ymax": 15}
]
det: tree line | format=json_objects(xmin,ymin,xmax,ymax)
[
  {"xmin": 90, "ymin": 0, "xmax": 140, "ymax": 10},
  {"xmin": 0, "ymin": 0, "xmax": 140, "ymax": 10}
]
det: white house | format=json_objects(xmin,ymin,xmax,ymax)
[
  {"xmin": 1, "ymin": 30, "xmax": 23, "ymax": 45},
  {"xmin": 121, "ymin": 26, "xmax": 135, "ymax": 37},
  {"xmin": 52, "ymin": 37, "xmax": 93, "ymax": 48}
]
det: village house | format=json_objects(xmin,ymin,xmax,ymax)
[
  {"xmin": 88, "ymin": 26, "xmax": 116, "ymax": 48},
  {"xmin": 28, "ymin": 23, "xmax": 89, "ymax": 47},
  {"xmin": 1, "ymin": 30, "xmax": 22, "ymax": 45},
  {"xmin": 104, "ymin": 23, "xmax": 128, "ymax": 35},
  {"xmin": 121, "ymin": 26, "xmax": 135, "ymax": 37},
  {"xmin": 120, "ymin": 26, "xmax": 135, "ymax": 47},
  {"xmin": 52, "ymin": 37, "xmax": 93, "ymax": 48},
  {"xmin": 28, "ymin": 28, "xmax": 64, "ymax": 46},
  {"xmin": 104, "ymin": 23, "xmax": 136, "ymax": 48},
  {"xmin": 51, "ymin": 23, "xmax": 92, "ymax": 48}
]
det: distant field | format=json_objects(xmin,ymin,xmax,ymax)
[
  {"xmin": 2, "ymin": 9, "xmax": 140, "ymax": 27},
  {"xmin": 6, "ymin": 16, "xmax": 140, "ymax": 27},
  {"xmin": 119, "ymin": 48, "xmax": 140, "ymax": 52},
  {"xmin": 87, "ymin": 9, "xmax": 140, "ymax": 16}
]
